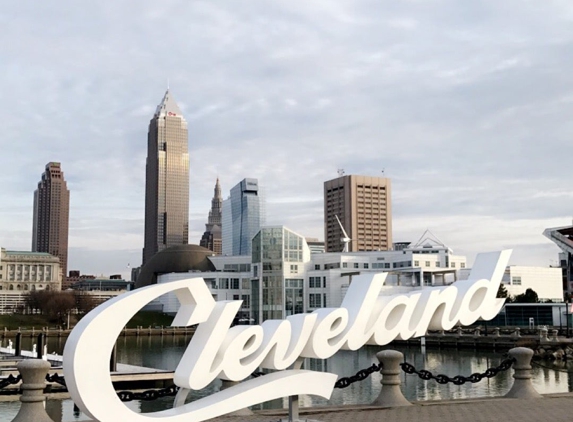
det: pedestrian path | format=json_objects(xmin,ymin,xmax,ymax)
[{"xmin": 211, "ymin": 393, "xmax": 573, "ymax": 422}]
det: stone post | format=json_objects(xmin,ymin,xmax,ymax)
[
  {"xmin": 456, "ymin": 326, "xmax": 463, "ymax": 336},
  {"xmin": 510, "ymin": 328, "xmax": 521, "ymax": 339},
  {"xmin": 539, "ymin": 327, "xmax": 548, "ymax": 342},
  {"xmin": 552, "ymin": 329, "xmax": 559, "ymax": 341},
  {"xmin": 493, "ymin": 327, "xmax": 500, "ymax": 337},
  {"xmin": 473, "ymin": 327, "xmax": 481, "ymax": 337},
  {"xmin": 371, "ymin": 350, "xmax": 411, "ymax": 407},
  {"xmin": 11, "ymin": 359, "xmax": 55, "ymax": 422},
  {"xmin": 504, "ymin": 347, "xmax": 542, "ymax": 399}
]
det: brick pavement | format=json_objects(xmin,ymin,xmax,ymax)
[{"xmin": 212, "ymin": 393, "xmax": 573, "ymax": 422}]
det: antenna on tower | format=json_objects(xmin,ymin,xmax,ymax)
[{"xmin": 337, "ymin": 168, "xmax": 345, "ymax": 177}]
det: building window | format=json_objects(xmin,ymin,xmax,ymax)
[
  {"xmin": 451, "ymin": 262, "xmax": 456, "ymax": 268},
  {"xmin": 461, "ymin": 263, "xmax": 466, "ymax": 269},
  {"xmin": 354, "ymin": 263, "xmax": 359, "ymax": 269},
  {"xmin": 241, "ymin": 295, "xmax": 250, "ymax": 309},
  {"xmin": 425, "ymin": 261, "xmax": 430, "ymax": 267},
  {"xmin": 414, "ymin": 261, "xmax": 419, "ymax": 267},
  {"xmin": 290, "ymin": 264, "xmax": 298, "ymax": 273},
  {"xmin": 309, "ymin": 293, "xmax": 322, "ymax": 308},
  {"xmin": 436, "ymin": 262, "xmax": 440, "ymax": 267},
  {"xmin": 512, "ymin": 276, "xmax": 522, "ymax": 286},
  {"xmin": 342, "ymin": 262, "xmax": 347, "ymax": 268},
  {"xmin": 364, "ymin": 263, "xmax": 369, "ymax": 269},
  {"xmin": 314, "ymin": 264, "xmax": 320, "ymax": 270},
  {"xmin": 233, "ymin": 294, "xmax": 240, "ymax": 300},
  {"xmin": 309, "ymin": 277, "xmax": 320, "ymax": 288}
]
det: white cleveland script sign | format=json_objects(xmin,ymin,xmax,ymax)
[{"xmin": 63, "ymin": 250, "xmax": 510, "ymax": 422}]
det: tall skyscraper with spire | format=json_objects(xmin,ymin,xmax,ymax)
[
  {"xmin": 142, "ymin": 90, "xmax": 189, "ymax": 265},
  {"xmin": 32, "ymin": 162, "xmax": 70, "ymax": 282},
  {"xmin": 200, "ymin": 178, "xmax": 223, "ymax": 255}
]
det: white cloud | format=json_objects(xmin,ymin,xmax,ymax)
[{"xmin": 1, "ymin": 0, "xmax": 572, "ymax": 276}]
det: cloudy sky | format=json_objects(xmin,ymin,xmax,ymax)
[{"xmin": 2, "ymin": 1, "xmax": 572, "ymax": 279}]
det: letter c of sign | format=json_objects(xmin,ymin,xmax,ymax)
[{"xmin": 63, "ymin": 279, "xmax": 337, "ymax": 422}]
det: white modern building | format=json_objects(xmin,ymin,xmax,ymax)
[
  {"xmin": 460, "ymin": 265, "xmax": 563, "ymax": 303},
  {"xmin": 155, "ymin": 228, "xmax": 468, "ymax": 323}
]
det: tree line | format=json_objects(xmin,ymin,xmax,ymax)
[{"xmin": 22, "ymin": 290, "xmax": 101, "ymax": 325}]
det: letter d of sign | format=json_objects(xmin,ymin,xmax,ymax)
[{"xmin": 63, "ymin": 250, "xmax": 511, "ymax": 422}]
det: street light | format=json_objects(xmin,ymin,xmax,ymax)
[{"xmin": 567, "ymin": 299, "xmax": 571, "ymax": 339}]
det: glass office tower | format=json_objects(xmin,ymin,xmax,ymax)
[
  {"xmin": 251, "ymin": 226, "xmax": 307, "ymax": 324},
  {"xmin": 221, "ymin": 178, "xmax": 265, "ymax": 256}
]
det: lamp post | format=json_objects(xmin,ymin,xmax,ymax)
[{"xmin": 567, "ymin": 299, "xmax": 571, "ymax": 339}]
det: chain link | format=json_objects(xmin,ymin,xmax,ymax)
[
  {"xmin": 400, "ymin": 356, "xmax": 515, "ymax": 385},
  {"xmin": 117, "ymin": 385, "xmax": 179, "ymax": 402},
  {"xmin": 46, "ymin": 373, "xmax": 67, "ymax": 387},
  {"xmin": 0, "ymin": 374, "xmax": 22, "ymax": 390},
  {"xmin": 334, "ymin": 363, "xmax": 382, "ymax": 389}
]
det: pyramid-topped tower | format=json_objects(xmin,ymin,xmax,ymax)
[{"xmin": 143, "ymin": 90, "xmax": 190, "ymax": 265}]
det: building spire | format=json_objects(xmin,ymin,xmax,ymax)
[{"xmin": 154, "ymin": 89, "xmax": 183, "ymax": 118}]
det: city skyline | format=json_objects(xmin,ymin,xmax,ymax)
[{"xmin": 2, "ymin": 2, "xmax": 573, "ymax": 278}]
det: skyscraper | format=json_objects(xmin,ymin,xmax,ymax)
[
  {"xmin": 142, "ymin": 90, "xmax": 189, "ymax": 265},
  {"xmin": 324, "ymin": 174, "xmax": 392, "ymax": 252},
  {"xmin": 222, "ymin": 178, "xmax": 266, "ymax": 256},
  {"xmin": 32, "ymin": 162, "xmax": 70, "ymax": 282},
  {"xmin": 200, "ymin": 178, "xmax": 223, "ymax": 255}
]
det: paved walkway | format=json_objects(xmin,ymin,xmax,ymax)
[{"xmin": 211, "ymin": 393, "xmax": 573, "ymax": 422}]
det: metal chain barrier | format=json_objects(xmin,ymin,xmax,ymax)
[
  {"xmin": 531, "ymin": 360, "xmax": 573, "ymax": 373},
  {"xmin": 117, "ymin": 385, "xmax": 179, "ymax": 402},
  {"xmin": 334, "ymin": 363, "xmax": 382, "ymax": 389},
  {"xmin": 0, "ymin": 374, "xmax": 22, "ymax": 390},
  {"xmin": 400, "ymin": 356, "xmax": 515, "ymax": 385},
  {"xmin": 46, "ymin": 372, "xmax": 67, "ymax": 387}
]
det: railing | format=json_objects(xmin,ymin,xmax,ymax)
[{"xmin": 4, "ymin": 346, "xmax": 544, "ymax": 422}]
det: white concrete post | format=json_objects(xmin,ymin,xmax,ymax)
[
  {"xmin": 11, "ymin": 359, "xmax": 55, "ymax": 422},
  {"xmin": 371, "ymin": 350, "xmax": 411, "ymax": 407},
  {"xmin": 504, "ymin": 347, "xmax": 542, "ymax": 399}
]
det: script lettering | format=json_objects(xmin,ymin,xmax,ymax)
[{"xmin": 63, "ymin": 250, "xmax": 511, "ymax": 422}]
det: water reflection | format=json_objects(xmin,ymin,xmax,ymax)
[{"xmin": 1, "ymin": 336, "xmax": 572, "ymax": 422}]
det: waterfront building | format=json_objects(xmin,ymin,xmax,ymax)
[
  {"xmin": 32, "ymin": 162, "xmax": 70, "ymax": 283},
  {"xmin": 142, "ymin": 90, "xmax": 189, "ymax": 265},
  {"xmin": 155, "ymin": 228, "xmax": 467, "ymax": 323},
  {"xmin": 306, "ymin": 238, "xmax": 325, "ymax": 254},
  {"xmin": 199, "ymin": 178, "xmax": 223, "ymax": 255},
  {"xmin": 543, "ymin": 225, "xmax": 573, "ymax": 296},
  {"xmin": 250, "ymin": 226, "xmax": 310, "ymax": 323},
  {"xmin": 0, "ymin": 248, "xmax": 62, "ymax": 314},
  {"xmin": 459, "ymin": 265, "xmax": 563, "ymax": 303},
  {"xmin": 64, "ymin": 270, "xmax": 96, "ymax": 290},
  {"xmin": 221, "ymin": 178, "xmax": 266, "ymax": 256},
  {"xmin": 324, "ymin": 174, "xmax": 392, "ymax": 253}
]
